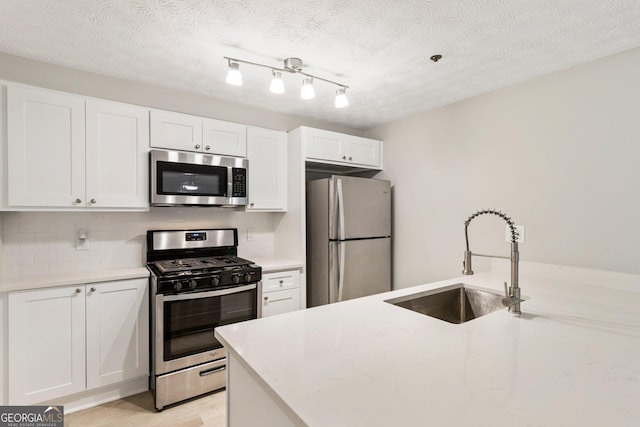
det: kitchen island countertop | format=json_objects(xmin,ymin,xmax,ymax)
[{"xmin": 215, "ymin": 262, "xmax": 640, "ymax": 426}]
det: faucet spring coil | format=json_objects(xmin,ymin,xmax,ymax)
[{"xmin": 465, "ymin": 209, "xmax": 518, "ymax": 243}]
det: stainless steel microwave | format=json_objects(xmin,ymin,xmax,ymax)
[{"xmin": 150, "ymin": 149, "xmax": 248, "ymax": 207}]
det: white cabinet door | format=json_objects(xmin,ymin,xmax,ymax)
[
  {"xmin": 150, "ymin": 109, "xmax": 203, "ymax": 152},
  {"xmin": 303, "ymin": 127, "xmax": 347, "ymax": 163},
  {"xmin": 7, "ymin": 86, "xmax": 86, "ymax": 207},
  {"xmin": 347, "ymin": 135, "xmax": 382, "ymax": 168},
  {"xmin": 86, "ymin": 99, "xmax": 149, "ymax": 209},
  {"xmin": 203, "ymin": 118, "xmax": 247, "ymax": 157},
  {"xmin": 301, "ymin": 126, "xmax": 383, "ymax": 169},
  {"xmin": 246, "ymin": 127, "xmax": 287, "ymax": 211},
  {"xmin": 262, "ymin": 288, "xmax": 301, "ymax": 318},
  {"xmin": 8, "ymin": 286, "xmax": 86, "ymax": 404},
  {"xmin": 86, "ymin": 278, "xmax": 149, "ymax": 389}
]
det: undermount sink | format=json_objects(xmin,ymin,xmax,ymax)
[{"xmin": 386, "ymin": 284, "xmax": 507, "ymax": 324}]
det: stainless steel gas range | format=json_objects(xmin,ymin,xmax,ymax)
[{"xmin": 146, "ymin": 228, "xmax": 262, "ymax": 411}]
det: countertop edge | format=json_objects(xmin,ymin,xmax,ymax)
[
  {"xmin": 0, "ymin": 267, "xmax": 150, "ymax": 293},
  {"xmin": 248, "ymin": 257, "xmax": 303, "ymax": 273}
]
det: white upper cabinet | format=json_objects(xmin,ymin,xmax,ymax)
[
  {"xmin": 86, "ymin": 99, "xmax": 149, "ymax": 208},
  {"xmin": 203, "ymin": 117, "xmax": 247, "ymax": 157},
  {"xmin": 246, "ymin": 126, "xmax": 287, "ymax": 211},
  {"xmin": 151, "ymin": 110, "xmax": 247, "ymax": 157},
  {"xmin": 300, "ymin": 126, "xmax": 382, "ymax": 169},
  {"xmin": 150, "ymin": 109, "xmax": 203, "ymax": 152},
  {"xmin": 6, "ymin": 85, "xmax": 150, "ymax": 210},
  {"xmin": 7, "ymin": 85, "xmax": 86, "ymax": 207}
]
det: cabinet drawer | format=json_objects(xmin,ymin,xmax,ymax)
[
  {"xmin": 262, "ymin": 287, "xmax": 301, "ymax": 318},
  {"xmin": 262, "ymin": 270, "xmax": 299, "ymax": 292}
]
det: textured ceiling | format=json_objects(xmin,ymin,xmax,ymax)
[{"xmin": 0, "ymin": 1, "xmax": 639, "ymax": 129}]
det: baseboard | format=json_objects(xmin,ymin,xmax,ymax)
[{"xmin": 42, "ymin": 376, "xmax": 149, "ymax": 414}]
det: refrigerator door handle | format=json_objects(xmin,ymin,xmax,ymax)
[
  {"xmin": 338, "ymin": 241, "xmax": 345, "ymax": 302},
  {"xmin": 336, "ymin": 178, "xmax": 345, "ymax": 240}
]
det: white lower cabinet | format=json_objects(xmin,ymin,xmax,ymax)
[
  {"xmin": 8, "ymin": 278, "xmax": 148, "ymax": 405},
  {"xmin": 261, "ymin": 270, "xmax": 301, "ymax": 317}
]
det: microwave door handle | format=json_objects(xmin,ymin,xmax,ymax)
[
  {"xmin": 337, "ymin": 178, "xmax": 345, "ymax": 240},
  {"xmin": 227, "ymin": 166, "xmax": 233, "ymax": 198}
]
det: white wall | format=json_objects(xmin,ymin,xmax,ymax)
[
  {"xmin": 366, "ymin": 47, "xmax": 640, "ymax": 288},
  {"xmin": 1, "ymin": 210, "xmax": 278, "ymax": 278}
]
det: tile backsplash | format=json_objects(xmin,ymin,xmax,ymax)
[{"xmin": 1, "ymin": 209, "xmax": 276, "ymax": 278}]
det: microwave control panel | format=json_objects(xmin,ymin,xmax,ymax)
[{"xmin": 232, "ymin": 168, "xmax": 247, "ymax": 197}]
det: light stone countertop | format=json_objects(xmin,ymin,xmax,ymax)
[
  {"xmin": 247, "ymin": 257, "xmax": 303, "ymax": 273},
  {"xmin": 0, "ymin": 256, "xmax": 301, "ymax": 293},
  {"xmin": 0, "ymin": 267, "xmax": 150, "ymax": 293},
  {"xmin": 216, "ymin": 266, "xmax": 640, "ymax": 427}
]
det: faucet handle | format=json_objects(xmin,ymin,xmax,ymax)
[{"xmin": 503, "ymin": 281, "xmax": 509, "ymax": 297}]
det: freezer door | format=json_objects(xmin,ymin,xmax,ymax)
[
  {"xmin": 329, "ymin": 238, "xmax": 391, "ymax": 303},
  {"xmin": 329, "ymin": 176, "xmax": 391, "ymax": 240}
]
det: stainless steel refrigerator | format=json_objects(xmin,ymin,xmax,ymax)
[{"xmin": 306, "ymin": 176, "xmax": 391, "ymax": 307}]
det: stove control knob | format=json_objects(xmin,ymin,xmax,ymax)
[
  {"xmin": 173, "ymin": 281, "xmax": 182, "ymax": 292},
  {"xmin": 244, "ymin": 272, "xmax": 252, "ymax": 282},
  {"xmin": 211, "ymin": 276, "xmax": 221, "ymax": 286},
  {"xmin": 232, "ymin": 274, "xmax": 241, "ymax": 284},
  {"xmin": 188, "ymin": 279, "xmax": 197, "ymax": 290}
]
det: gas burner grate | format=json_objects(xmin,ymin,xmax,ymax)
[{"xmin": 154, "ymin": 256, "xmax": 253, "ymax": 275}]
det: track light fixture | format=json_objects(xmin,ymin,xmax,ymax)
[{"xmin": 223, "ymin": 56, "xmax": 349, "ymax": 108}]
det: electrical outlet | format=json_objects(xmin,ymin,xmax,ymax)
[
  {"xmin": 247, "ymin": 228, "xmax": 254, "ymax": 242},
  {"xmin": 505, "ymin": 225, "xmax": 525, "ymax": 243},
  {"xmin": 76, "ymin": 229, "xmax": 89, "ymax": 251}
]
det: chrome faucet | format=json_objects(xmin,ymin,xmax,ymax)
[{"xmin": 462, "ymin": 209, "xmax": 522, "ymax": 316}]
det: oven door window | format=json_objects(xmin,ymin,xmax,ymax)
[
  {"xmin": 157, "ymin": 161, "xmax": 227, "ymax": 197},
  {"xmin": 163, "ymin": 287, "xmax": 257, "ymax": 361}
]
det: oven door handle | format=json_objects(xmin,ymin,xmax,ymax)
[{"xmin": 162, "ymin": 283, "xmax": 257, "ymax": 301}]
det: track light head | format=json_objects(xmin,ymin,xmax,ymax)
[
  {"xmin": 225, "ymin": 61, "xmax": 242, "ymax": 86},
  {"xmin": 269, "ymin": 70, "xmax": 285, "ymax": 94},
  {"xmin": 335, "ymin": 87, "xmax": 349, "ymax": 108},
  {"xmin": 300, "ymin": 78, "xmax": 315, "ymax": 100}
]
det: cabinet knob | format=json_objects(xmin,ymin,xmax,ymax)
[
  {"xmin": 264, "ymin": 296, "xmax": 269, "ymax": 301},
  {"xmin": 90, "ymin": 287, "xmax": 96, "ymax": 292},
  {"xmin": 279, "ymin": 280, "xmax": 284, "ymax": 285},
  {"xmin": 195, "ymin": 144, "xmax": 201, "ymax": 149},
  {"xmin": 90, "ymin": 199, "xmax": 96, "ymax": 204},
  {"xmin": 349, "ymin": 156, "xmax": 353, "ymax": 161},
  {"xmin": 205, "ymin": 145, "xmax": 211, "ymax": 151},
  {"xmin": 250, "ymin": 202, "xmax": 254, "ymax": 207},
  {"xmin": 75, "ymin": 198, "xmax": 82, "ymax": 204},
  {"xmin": 342, "ymin": 155, "xmax": 347, "ymax": 160},
  {"xmin": 75, "ymin": 288, "xmax": 81, "ymax": 293}
]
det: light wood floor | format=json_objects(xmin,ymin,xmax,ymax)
[{"xmin": 64, "ymin": 390, "xmax": 226, "ymax": 426}]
